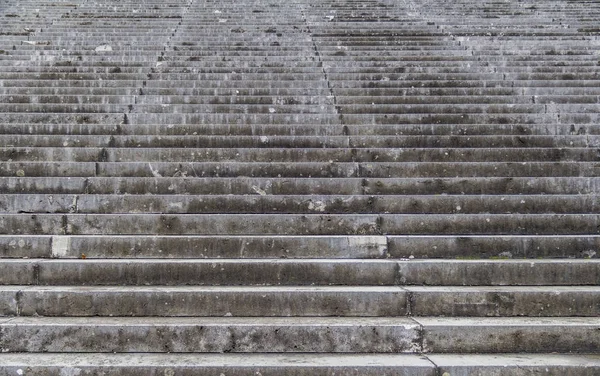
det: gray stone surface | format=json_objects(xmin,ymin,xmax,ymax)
[
  {"xmin": 14, "ymin": 286, "xmax": 407, "ymax": 317},
  {"xmin": 1, "ymin": 0, "xmax": 600, "ymax": 370},
  {"xmin": 0, "ymin": 354, "xmax": 437, "ymax": 376},
  {"xmin": 406, "ymin": 286, "xmax": 600, "ymax": 316},
  {"xmin": 34, "ymin": 259, "xmax": 397, "ymax": 286},
  {"xmin": 417, "ymin": 317, "xmax": 600, "ymax": 353},
  {"xmin": 0, "ymin": 317, "xmax": 421, "ymax": 353},
  {"xmin": 430, "ymin": 354, "xmax": 600, "ymax": 376}
]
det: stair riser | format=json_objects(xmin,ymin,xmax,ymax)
[
  {"xmin": 2, "ymin": 214, "xmax": 598, "ymax": 235},
  {"xmin": 1, "ymin": 319, "xmax": 598, "ymax": 353},
  {"xmin": 3, "ymin": 147, "xmax": 598, "ymax": 163},
  {"xmin": 0, "ymin": 288, "xmax": 596, "ymax": 317},
  {"xmin": 1, "ymin": 260, "xmax": 597, "ymax": 286},
  {"xmin": 422, "ymin": 324, "xmax": 600, "ymax": 353},
  {"xmin": 4, "ymin": 194, "xmax": 599, "ymax": 215},
  {"xmin": 7, "ymin": 289, "xmax": 408, "ymax": 317},
  {"xmin": 0, "ymin": 366, "xmax": 432, "ymax": 376},
  {"xmin": 0, "ymin": 322, "xmax": 421, "ymax": 353},
  {"xmin": 0, "ymin": 235, "xmax": 387, "ymax": 259},
  {"xmin": 1, "ymin": 235, "xmax": 597, "ymax": 259},
  {"xmin": 3, "ymin": 177, "xmax": 599, "ymax": 196}
]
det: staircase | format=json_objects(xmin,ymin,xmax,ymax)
[{"xmin": 1, "ymin": 0, "xmax": 599, "ymax": 374}]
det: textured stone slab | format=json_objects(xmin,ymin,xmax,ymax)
[
  {"xmin": 388, "ymin": 235, "xmax": 600, "ymax": 259},
  {"xmin": 430, "ymin": 354, "xmax": 600, "ymax": 376},
  {"xmin": 3, "ymin": 194, "xmax": 599, "ymax": 215},
  {"xmin": 380, "ymin": 214, "xmax": 600, "ymax": 235},
  {"xmin": 14, "ymin": 286, "xmax": 407, "ymax": 317},
  {"xmin": 417, "ymin": 317, "xmax": 600, "ymax": 353},
  {"xmin": 0, "ymin": 353, "xmax": 436, "ymax": 376},
  {"xmin": 405, "ymin": 286, "xmax": 600, "ymax": 317},
  {"xmin": 0, "ymin": 260, "xmax": 37, "ymax": 285},
  {"xmin": 0, "ymin": 214, "xmax": 381, "ymax": 235},
  {"xmin": 0, "ymin": 236, "xmax": 51, "ymax": 258},
  {"xmin": 397, "ymin": 259, "xmax": 600, "ymax": 286},
  {"xmin": 50, "ymin": 235, "xmax": 388, "ymax": 259},
  {"xmin": 0, "ymin": 317, "xmax": 421, "ymax": 353},
  {"xmin": 35, "ymin": 259, "xmax": 397, "ymax": 286}
]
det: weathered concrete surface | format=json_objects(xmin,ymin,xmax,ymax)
[
  {"xmin": 0, "ymin": 260, "xmax": 37, "ymax": 285},
  {"xmin": 417, "ymin": 317, "xmax": 600, "ymax": 353},
  {"xmin": 3, "ymin": 193, "xmax": 600, "ymax": 214},
  {"xmin": 4, "ymin": 285, "xmax": 597, "ymax": 317},
  {"xmin": 13, "ymin": 286, "xmax": 407, "ymax": 317},
  {"xmin": 0, "ymin": 317, "xmax": 421, "ymax": 353},
  {"xmin": 2, "ymin": 213, "xmax": 600, "ymax": 235},
  {"xmin": 388, "ymin": 235, "xmax": 600, "ymax": 259},
  {"xmin": 1, "ymin": 0, "xmax": 600, "ymax": 368},
  {"xmin": 0, "ymin": 354, "xmax": 437, "ymax": 376},
  {"xmin": 1, "ymin": 354, "xmax": 600, "ymax": 376},
  {"xmin": 429, "ymin": 354, "xmax": 600, "ymax": 376},
  {"xmin": 34, "ymin": 259, "xmax": 397, "ymax": 286},
  {"xmin": 0, "ymin": 234, "xmax": 387, "ymax": 259},
  {"xmin": 397, "ymin": 260, "xmax": 600, "ymax": 286},
  {"xmin": 406, "ymin": 286, "xmax": 600, "ymax": 317}
]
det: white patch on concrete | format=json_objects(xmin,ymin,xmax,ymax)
[
  {"xmin": 16, "ymin": 370, "xmax": 23, "ymax": 376},
  {"xmin": 59, "ymin": 368, "xmax": 81, "ymax": 376},
  {"xmin": 308, "ymin": 200, "xmax": 326, "ymax": 212},
  {"xmin": 251, "ymin": 186, "xmax": 267, "ymax": 196},
  {"xmin": 95, "ymin": 44, "xmax": 112, "ymax": 52},
  {"xmin": 168, "ymin": 202, "xmax": 184, "ymax": 210},
  {"xmin": 148, "ymin": 164, "xmax": 162, "ymax": 177},
  {"xmin": 348, "ymin": 236, "xmax": 387, "ymax": 256},
  {"xmin": 52, "ymin": 236, "xmax": 70, "ymax": 258}
]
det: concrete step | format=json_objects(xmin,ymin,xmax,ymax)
[
  {"xmin": 417, "ymin": 316, "xmax": 600, "ymax": 353},
  {"xmin": 0, "ymin": 234, "xmax": 388, "ymax": 259},
  {"xmin": 0, "ymin": 286, "xmax": 408, "ymax": 317},
  {"xmin": 1, "ymin": 234, "xmax": 597, "ymax": 259},
  {"xmin": 0, "ymin": 122, "xmax": 596, "ymax": 136},
  {"xmin": 0, "ymin": 353, "xmax": 439, "ymax": 375},
  {"xmin": 1, "ymin": 285, "xmax": 597, "ymax": 317},
  {"xmin": 2, "ymin": 213, "xmax": 600, "ymax": 235},
  {"xmin": 3, "ymin": 194, "xmax": 599, "ymax": 215},
  {"xmin": 2, "ymin": 176, "xmax": 597, "ymax": 196},
  {"xmin": 3, "ymin": 147, "xmax": 598, "ymax": 163},
  {"xmin": 3, "ymin": 161, "xmax": 599, "ymax": 178},
  {"xmin": 0, "ymin": 316, "xmax": 598, "ymax": 353},
  {"xmin": 0, "ymin": 259, "xmax": 398, "ymax": 286},
  {"xmin": 430, "ymin": 354, "xmax": 600, "ymax": 376},
  {"xmin": 0, "ymin": 259, "xmax": 597, "ymax": 286},
  {"xmin": 0, "ymin": 353, "xmax": 598, "ymax": 376},
  {"xmin": 2, "ymin": 134, "xmax": 595, "ymax": 148},
  {"xmin": 388, "ymin": 235, "xmax": 600, "ymax": 259}
]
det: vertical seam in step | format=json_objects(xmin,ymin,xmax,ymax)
[
  {"xmin": 301, "ymin": 9, "xmax": 344, "ymax": 127},
  {"xmin": 405, "ymin": 288, "xmax": 414, "ymax": 317},
  {"xmin": 408, "ymin": 316, "xmax": 425, "ymax": 354},
  {"xmin": 422, "ymin": 354, "xmax": 441, "ymax": 376},
  {"xmin": 129, "ymin": 0, "xmax": 197, "ymax": 128},
  {"xmin": 32, "ymin": 261, "xmax": 40, "ymax": 286},
  {"xmin": 14, "ymin": 289, "xmax": 23, "ymax": 316},
  {"xmin": 383, "ymin": 234, "xmax": 391, "ymax": 258}
]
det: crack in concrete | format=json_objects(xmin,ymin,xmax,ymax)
[{"xmin": 301, "ymin": 9, "xmax": 344, "ymax": 127}]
